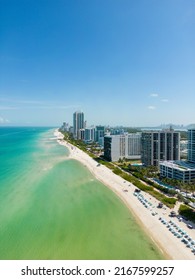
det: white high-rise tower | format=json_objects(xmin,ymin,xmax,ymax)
[{"xmin": 73, "ymin": 111, "xmax": 84, "ymax": 139}]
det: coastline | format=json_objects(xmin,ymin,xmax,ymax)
[{"xmin": 55, "ymin": 130, "xmax": 195, "ymax": 260}]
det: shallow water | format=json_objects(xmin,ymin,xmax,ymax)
[{"xmin": 0, "ymin": 127, "xmax": 164, "ymax": 259}]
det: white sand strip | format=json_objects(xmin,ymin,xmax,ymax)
[{"xmin": 54, "ymin": 130, "xmax": 195, "ymax": 260}]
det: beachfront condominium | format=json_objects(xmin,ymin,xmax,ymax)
[
  {"xmin": 104, "ymin": 133, "xmax": 141, "ymax": 162},
  {"xmin": 73, "ymin": 111, "xmax": 84, "ymax": 140},
  {"xmin": 141, "ymin": 129, "xmax": 180, "ymax": 167},
  {"xmin": 160, "ymin": 128, "xmax": 195, "ymax": 182}
]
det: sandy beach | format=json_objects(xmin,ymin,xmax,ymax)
[{"xmin": 55, "ymin": 130, "xmax": 195, "ymax": 260}]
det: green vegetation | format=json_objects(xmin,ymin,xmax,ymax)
[
  {"xmin": 160, "ymin": 177, "xmax": 195, "ymax": 194},
  {"xmin": 94, "ymin": 157, "xmax": 115, "ymax": 170},
  {"xmin": 147, "ymin": 191, "xmax": 177, "ymax": 208},
  {"xmin": 118, "ymin": 161, "xmax": 195, "ymax": 195},
  {"xmin": 124, "ymin": 127, "xmax": 142, "ymax": 133},
  {"xmin": 178, "ymin": 204, "xmax": 195, "ymax": 223},
  {"xmin": 123, "ymin": 164, "xmax": 179, "ymax": 198},
  {"xmin": 112, "ymin": 167, "xmax": 176, "ymax": 208},
  {"xmin": 113, "ymin": 167, "xmax": 123, "ymax": 175},
  {"xmin": 179, "ymin": 131, "xmax": 187, "ymax": 140}
]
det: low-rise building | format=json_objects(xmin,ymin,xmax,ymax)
[{"xmin": 160, "ymin": 160, "xmax": 195, "ymax": 182}]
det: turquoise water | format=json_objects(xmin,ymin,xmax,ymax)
[{"xmin": 0, "ymin": 127, "xmax": 164, "ymax": 260}]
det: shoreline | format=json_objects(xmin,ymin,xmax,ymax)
[{"xmin": 55, "ymin": 130, "xmax": 195, "ymax": 260}]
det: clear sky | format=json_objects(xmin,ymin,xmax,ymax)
[{"xmin": 0, "ymin": 0, "xmax": 195, "ymax": 127}]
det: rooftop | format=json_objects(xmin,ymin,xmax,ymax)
[{"xmin": 160, "ymin": 160, "xmax": 195, "ymax": 171}]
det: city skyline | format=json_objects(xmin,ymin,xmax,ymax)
[{"xmin": 1, "ymin": 0, "xmax": 195, "ymax": 127}]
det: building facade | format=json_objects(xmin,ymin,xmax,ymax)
[
  {"xmin": 141, "ymin": 130, "xmax": 180, "ymax": 166},
  {"xmin": 95, "ymin": 126, "xmax": 105, "ymax": 147},
  {"xmin": 160, "ymin": 160, "xmax": 195, "ymax": 182},
  {"xmin": 188, "ymin": 129, "xmax": 195, "ymax": 163},
  {"xmin": 104, "ymin": 133, "xmax": 141, "ymax": 162},
  {"xmin": 73, "ymin": 111, "xmax": 84, "ymax": 140},
  {"xmin": 84, "ymin": 127, "xmax": 95, "ymax": 142},
  {"xmin": 79, "ymin": 128, "xmax": 85, "ymax": 140},
  {"xmin": 160, "ymin": 128, "xmax": 195, "ymax": 182}
]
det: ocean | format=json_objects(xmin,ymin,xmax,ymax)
[{"xmin": 0, "ymin": 127, "xmax": 164, "ymax": 260}]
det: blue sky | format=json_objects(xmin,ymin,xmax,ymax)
[{"xmin": 0, "ymin": 0, "xmax": 195, "ymax": 127}]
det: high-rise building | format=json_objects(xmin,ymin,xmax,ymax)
[
  {"xmin": 79, "ymin": 128, "xmax": 85, "ymax": 140},
  {"xmin": 73, "ymin": 111, "xmax": 84, "ymax": 139},
  {"xmin": 141, "ymin": 129, "xmax": 180, "ymax": 166},
  {"xmin": 95, "ymin": 126, "xmax": 105, "ymax": 147},
  {"xmin": 160, "ymin": 128, "xmax": 195, "ymax": 182},
  {"xmin": 60, "ymin": 122, "xmax": 69, "ymax": 132},
  {"xmin": 104, "ymin": 133, "xmax": 141, "ymax": 162},
  {"xmin": 84, "ymin": 127, "xmax": 95, "ymax": 142},
  {"xmin": 188, "ymin": 129, "xmax": 195, "ymax": 163},
  {"xmin": 127, "ymin": 133, "xmax": 141, "ymax": 158}
]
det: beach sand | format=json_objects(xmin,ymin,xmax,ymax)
[{"xmin": 55, "ymin": 130, "xmax": 195, "ymax": 260}]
